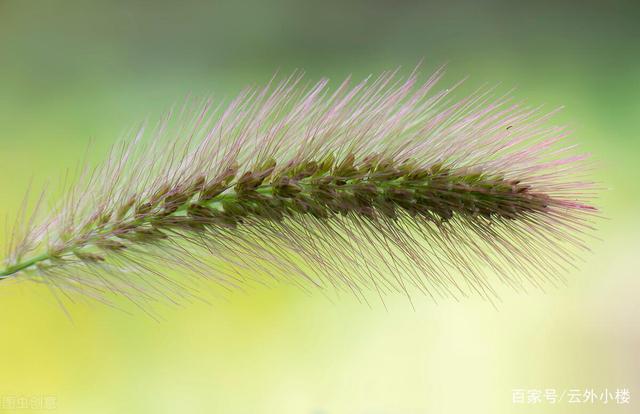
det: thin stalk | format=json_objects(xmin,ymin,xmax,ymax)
[{"xmin": 1, "ymin": 253, "xmax": 50, "ymax": 278}]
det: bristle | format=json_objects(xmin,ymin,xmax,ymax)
[{"xmin": 0, "ymin": 68, "xmax": 599, "ymax": 307}]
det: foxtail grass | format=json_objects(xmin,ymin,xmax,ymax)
[{"xmin": 0, "ymin": 68, "xmax": 599, "ymax": 308}]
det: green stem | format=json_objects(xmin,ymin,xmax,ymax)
[{"xmin": 0, "ymin": 253, "xmax": 51, "ymax": 278}]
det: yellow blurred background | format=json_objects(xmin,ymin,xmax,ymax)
[{"xmin": 0, "ymin": 0, "xmax": 638, "ymax": 413}]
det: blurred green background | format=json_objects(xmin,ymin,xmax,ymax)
[{"xmin": 0, "ymin": 0, "xmax": 638, "ymax": 413}]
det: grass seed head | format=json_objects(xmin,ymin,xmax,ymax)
[{"xmin": 0, "ymin": 68, "xmax": 599, "ymax": 309}]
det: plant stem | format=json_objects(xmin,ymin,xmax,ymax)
[{"xmin": 0, "ymin": 253, "xmax": 50, "ymax": 278}]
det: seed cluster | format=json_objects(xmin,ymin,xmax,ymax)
[
  {"xmin": 0, "ymin": 70, "xmax": 596, "ymax": 306},
  {"xmin": 39, "ymin": 155, "xmax": 549, "ymax": 269}
]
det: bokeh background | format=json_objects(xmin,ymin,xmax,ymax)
[{"xmin": 0, "ymin": 0, "xmax": 638, "ymax": 413}]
